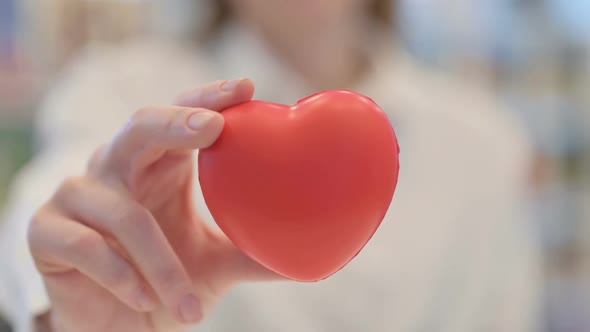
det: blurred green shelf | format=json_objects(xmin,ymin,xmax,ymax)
[{"xmin": 0, "ymin": 122, "xmax": 35, "ymax": 207}]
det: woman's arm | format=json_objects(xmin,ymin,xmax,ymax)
[
  {"xmin": 0, "ymin": 47, "xmax": 134, "ymax": 332},
  {"xmin": 0, "ymin": 121, "xmax": 110, "ymax": 332}
]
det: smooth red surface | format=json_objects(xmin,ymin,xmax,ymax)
[{"xmin": 198, "ymin": 90, "xmax": 400, "ymax": 281}]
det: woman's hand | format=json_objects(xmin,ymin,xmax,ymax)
[{"xmin": 28, "ymin": 79, "xmax": 280, "ymax": 332}]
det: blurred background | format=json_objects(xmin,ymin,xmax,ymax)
[{"xmin": 0, "ymin": 0, "xmax": 589, "ymax": 331}]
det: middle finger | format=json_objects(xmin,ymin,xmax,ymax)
[{"xmin": 52, "ymin": 177, "xmax": 203, "ymax": 323}]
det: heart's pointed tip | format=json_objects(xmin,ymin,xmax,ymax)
[
  {"xmin": 236, "ymin": 246, "xmax": 348, "ymax": 283},
  {"xmin": 268, "ymin": 271, "xmax": 334, "ymax": 283}
]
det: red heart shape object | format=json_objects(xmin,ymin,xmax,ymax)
[{"xmin": 198, "ymin": 90, "xmax": 400, "ymax": 281}]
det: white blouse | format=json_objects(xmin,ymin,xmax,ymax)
[{"xmin": 0, "ymin": 25, "xmax": 541, "ymax": 332}]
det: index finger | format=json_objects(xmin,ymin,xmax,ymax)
[
  {"xmin": 175, "ymin": 78, "xmax": 255, "ymax": 110},
  {"xmin": 96, "ymin": 79, "xmax": 254, "ymax": 182}
]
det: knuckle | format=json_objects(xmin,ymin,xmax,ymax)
[
  {"xmin": 163, "ymin": 110, "xmax": 178, "ymax": 134},
  {"xmin": 27, "ymin": 205, "xmax": 51, "ymax": 251},
  {"xmin": 131, "ymin": 106, "xmax": 177, "ymax": 136},
  {"xmin": 113, "ymin": 202, "xmax": 152, "ymax": 230},
  {"xmin": 29, "ymin": 204, "xmax": 48, "ymax": 229},
  {"xmin": 63, "ymin": 228, "xmax": 103, "ymax": 255},
  {"xmin": 56, "ymin": 176, "xmax": 84, "ymax": 198},
  {"xmin": 86, "ymin": 145, "xmax": 107, "ymax": 173},
  {"xmin": 107, "ymin": 264, "xmax": 138, "ymax": 292},
  {"xmin": 214, "ymin": 80, "xmax": 226, "ymax": 92},
  {"xmin": 131, "ymin": 107, "xmax": 154, "ymax": 122},
  {"xmin": 155, "ymin": 266, "xmax": 186, "ymax": 291},
  {"xmin": 129, "ymin": 107, "xmax": 156, "ymax": 132},
  {"xmin": 122, "ymin": 107, "xmax": 162, "ymax": 149}
]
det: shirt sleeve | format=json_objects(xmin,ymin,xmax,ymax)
[
  {"xmin": 0, "ymin": 143, "xmax": 95, "ymax": 332},
  {"xmin": 0, "ymin": 46, "xmax": 130, "ymax": 332}
]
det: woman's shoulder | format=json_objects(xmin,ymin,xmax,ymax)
[{"xmin": 381, "ymin": 50, "xmax": 532, "ymax": 187}]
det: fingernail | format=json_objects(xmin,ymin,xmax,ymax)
[
  {"xmin": 135, "ymin": 287, "xmax": 156, "ymax": 311},
  {"xmin": 187, "ymin": 112, "xmax": 215, "ymax": 131},
  {"xmin": 220, "ymin": 78, "xmax": 242, "ymax": 92},
  {"xmin": 179, "ymin": 294, "xmax": 202, "ymax": 323}
]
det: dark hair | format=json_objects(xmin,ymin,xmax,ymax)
[{"xmin": 201, "ymin": 0, "xmax": 394, "ymax": 41}]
